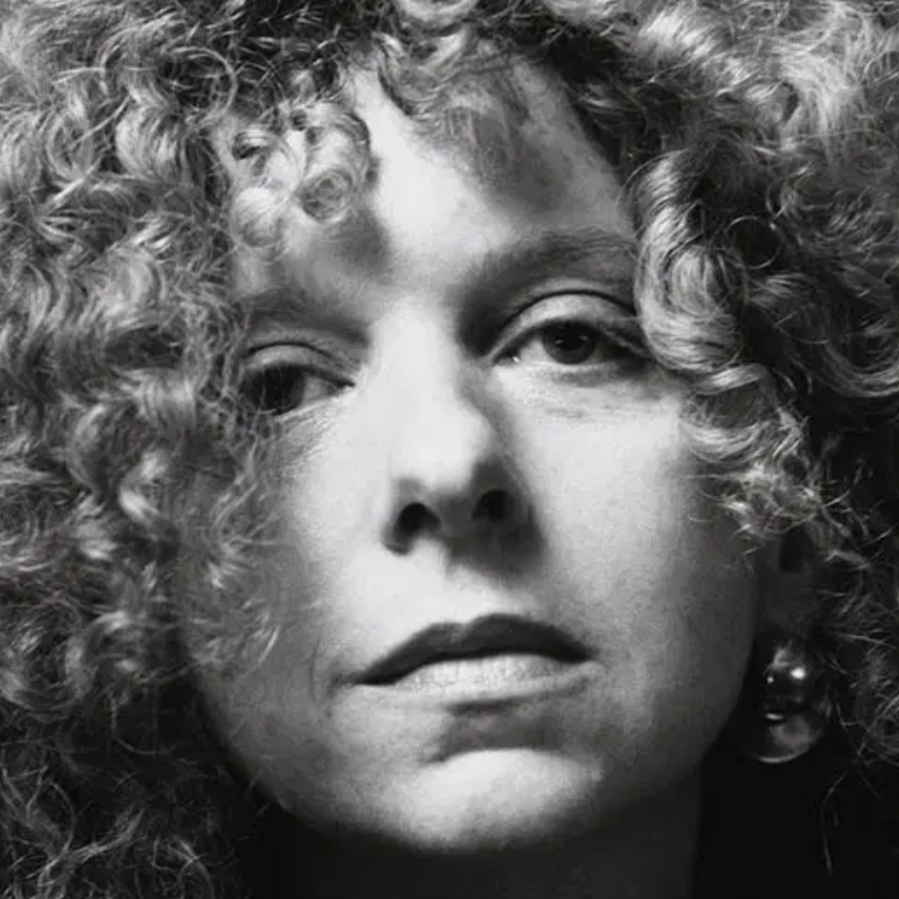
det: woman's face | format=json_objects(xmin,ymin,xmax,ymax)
[{"xmin": 198, "ymin": 66, "xmax": 761, "ymax": 852}]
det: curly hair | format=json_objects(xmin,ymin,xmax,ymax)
[{"xmin": 0, "ymin": 1, "xmax": 898, "ymax": 897}]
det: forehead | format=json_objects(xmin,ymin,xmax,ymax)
[
  {"xmin": 350, "ymin": 61, "xmax": 620, "ymax": 211},
  {"xmin": 228, "ymin": 59, "xmax": 633, "ymax": 306}
]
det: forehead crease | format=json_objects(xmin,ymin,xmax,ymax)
[{"xmin": 240, "ymin": 226, "xmax": 637, "ymax": 326}]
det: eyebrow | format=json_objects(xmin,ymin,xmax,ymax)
[
  {"xmin": 239, "ymin": 224, "xmax": 637, "ymax": 335},
  {"xmin": 464, "ymin": 225, "xmax": 636, "ymax": 296},
  {"xmin": 239, "ymin": 272, "xmax": 363, "ymax": 336},
  {"xmin": 241, "ymin": 284, "xmax": 339, "ymax": 328},
  {"xmin": 456, "ymin": 225, "xmax": 637, "ymax": 340}
]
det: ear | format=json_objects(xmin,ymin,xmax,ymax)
[{"xmin": 755, "ymin": 528, "xmax": 815, "ymax": 632}]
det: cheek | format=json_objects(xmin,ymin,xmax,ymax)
[
  {"xmin": 197, "ymin": 429, "xmax": 397, "ymax": 792},
  {"xmin": 191, "ymin": 386, "xmax": 760, "ymax": 834},
  {"xmin": 518, "ymin": 400, "xmax": 759, "ymax": 752},
  {"xmin": 604, "ymin": 522, "xmax": 757, "ymax": 746},
  {"xmin": 178, "ymin": 441, "xmax": 345, "ymax": 792}
]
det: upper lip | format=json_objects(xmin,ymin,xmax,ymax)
[{"xmin": 359, "ymin": 613, "xmax": 589, "ymax": 685}]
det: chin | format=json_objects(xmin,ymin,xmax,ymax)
[{"xmin": 352, "ymin": 750, "xmax": 613, "ymax": 856}]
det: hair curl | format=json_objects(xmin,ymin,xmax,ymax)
[{"xmin": 0, "ymin": 1, "xmax": 898, "ymax": 897}]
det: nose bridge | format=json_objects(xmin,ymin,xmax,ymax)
[
  {"xmin": 381, "ymin": 309, "xmax": 461, "ymax": 409},
  {"xmin": 385, "ymin": 315, "xmax": 497, "ymax": 495},
  {"xmin": 371, "ymin": 309, "xmax": 526, "ymax": 549}
]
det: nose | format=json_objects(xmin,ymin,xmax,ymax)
[{"xmin": 378, "ymin": 371, "xmax": 530, "ymax": 553}]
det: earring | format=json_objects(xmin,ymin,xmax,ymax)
[{"xmin": 730, "ymin": 631, "xmax": 832, "ymax": 764}]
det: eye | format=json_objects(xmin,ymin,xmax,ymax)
[
  {"xmin": 500, "ymin": 295, "xmax": 641, "ymax": 370},
  {"xmin": 240, "ymin": 346, "xmax": 349, "ymax": 416},
  {"xmin": 241, "ymin": 365, "xmax": 340, "ymax": 415},
  {"xmin": 518, "ymin": 321, "xmax": 617, "ymax": 366}
]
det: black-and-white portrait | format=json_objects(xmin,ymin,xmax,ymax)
[{"xmin": 0, "ymin": 2, "xmax": 897, "ymax": 897}]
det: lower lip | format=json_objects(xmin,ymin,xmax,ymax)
[{"xmin": 370, "ymin": 653, "xmax": 591, "ymax": 702}]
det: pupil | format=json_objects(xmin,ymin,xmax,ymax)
[
  {"xmin": 541, "ymin": 324, "xmax": 597, "ymax": 364},
  {"xmin": 244, "ymin": 366, "xmax": 307, "ymax": 415}
]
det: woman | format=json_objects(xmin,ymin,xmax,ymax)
[{"xmin": 0, "ymin": 1, "xmax": 896, "ymax": 897}]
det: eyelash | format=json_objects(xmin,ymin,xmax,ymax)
[
  {"xmin": 239, "ymin": 347, "xmax": 350, "ymax": 417},
  {"xmin": 501, "ymin": 318, "xmax": 633, "ymax": 368},
  {"xmin": 241, "ymin": 297, "xmax": 643, "ymax": 416},
  {"xmin": 496, "ymin": 295, "xmax": 643, "ymax": 369}
]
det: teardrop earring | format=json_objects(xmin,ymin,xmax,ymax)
[{"xmin": 730, "ymin": 630, "xmax": 832, "ymax": 764}]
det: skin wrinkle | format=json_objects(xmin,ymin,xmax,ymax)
[
  {"xmin": 1, "ymin": 3, "xmax": 897, "ymax": 899},
  {"xmin": 192, "ymin": 61, "xmax": 768, "ymax": 899},
  {"xmin": 238, "ymin": 224, "xmax": 638, "ymax": 368}
]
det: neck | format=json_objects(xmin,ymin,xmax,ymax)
[{"xmin": 272, "ymin": 775, "xmax": 700, "ymax": 899}]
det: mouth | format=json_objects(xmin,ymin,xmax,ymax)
[{"xmin": 359, "ymin": 614, "xmax": 590, "ymax": 692}]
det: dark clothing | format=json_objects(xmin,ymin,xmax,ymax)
[{"xmin": 698, "ymin": 741, "xmax": 899, "ymax": 899}]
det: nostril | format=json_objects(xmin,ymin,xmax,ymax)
[
  {"xmin": 395, "ymin": 502, "xmax": 438, "ymax": 539},
  {"xmin": 475, "ymin": 489, "xmax": 511, "ymax": 523},
  {"xmin": 385, "ymin": 483, "xmax": 527, "ymax": 552}
]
